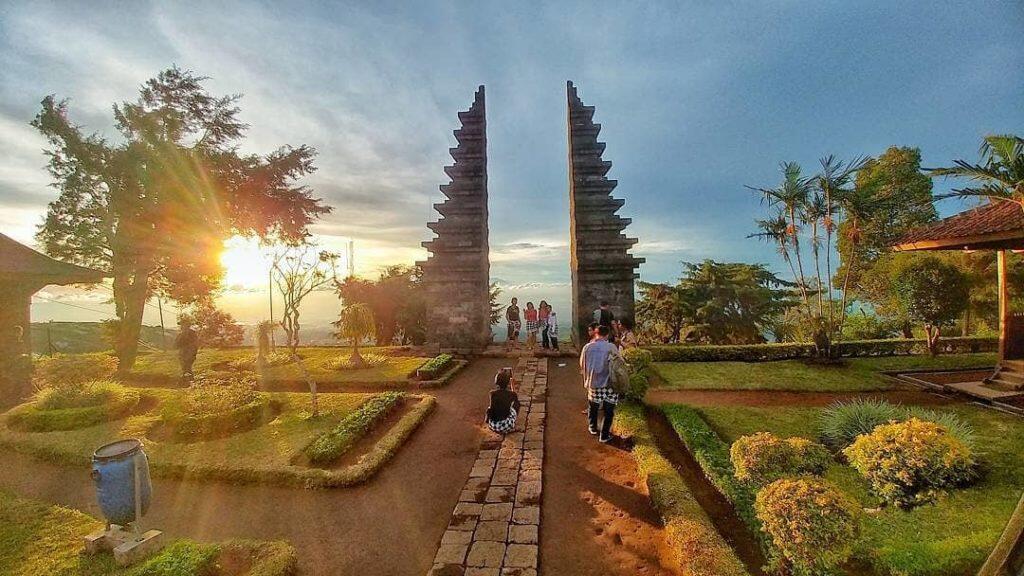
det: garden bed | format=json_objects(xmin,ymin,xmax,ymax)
[
  {"xmin": 659, "ymin": 401, "xmax": 1024, "ymax": 576},
  {"xmin": 0, "ymin": 387, "xmax": 435, "ymax": 489},
  {"xmin": 0, "ymin": 489, "xmax": 297, "ymax": 575},
  {"xmin": 651, "ymin": 353, "xmax": 998, "ymax": 393}
]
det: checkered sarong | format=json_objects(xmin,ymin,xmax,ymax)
[
  {"xmin": 588, "ymin": 386, "xmax": 619, "ymax": 405},
  {"xmin": 487, "ymin": 408, "xmax": 517, "ymax": 434},
  {"xmin": 525, "ymin": 320, "xmax": 538, "ymax": 335}
]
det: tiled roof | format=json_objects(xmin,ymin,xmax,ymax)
[
  {"xmin": 895, "ymin": 200, "xmax": 1024, "ymax": 249},
  {"xmin": 0, "ymin": 233, "xmax": 107, "ymax": 284}
]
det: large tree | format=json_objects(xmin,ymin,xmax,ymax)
[
  {"xmin": 335, "ymin": 265, "xmax": 425, "ymax": 346},
  {"xmin": 892, "ymin": 256, "xmax": 969, "ymax": 355},
  {"xmin": 34, "ymin": 67, "xmax": 329, "ymax": 369}
]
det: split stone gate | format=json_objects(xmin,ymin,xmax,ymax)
[{"xmin": 417, "ymin": 83, "xmax": 644, "ymax": 351}]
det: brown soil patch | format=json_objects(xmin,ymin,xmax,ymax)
[
  {"xmin": 215, "ymin": 546, "xmax": 253, "ymax": 575},
  {"xmin": 542, "ymin": 362, "xmax": 678, "ymax": 576},
  {"xmin": 646, "ymin": 409, "xmax": 766, "ymax": 575},
  {"xmin": 645, "ymin": 388, "xmax": 961, "ymax": 408}
]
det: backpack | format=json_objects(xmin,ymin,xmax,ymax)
[{"xmin": 608, "ymin": 349, "xmax": 631, "ymax": 396}]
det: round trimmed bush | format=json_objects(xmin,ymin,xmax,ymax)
[
  {"xmin": 843, "ymin": 417, "xmax": 976, "ymax": 507},
  {"xmin": 34, "ymin": 353, "xmax": 118, "ymax": 387},
  {"xmin": 730, "ymin": 432, "xmax": 830, "ymax": 486},
  {"xmin": 228, "ymin": 351, "xmax": 293, "ymax": 371},
  {"xmin": 162, "ymin": 375, "xmax": 269, "ymax": 441},
  {"xmin": 7, "ymin": 380, "xmax": 140, "ymax": 432},
  {"xmin": 755, "ymin": 477, "xmax": 860, "ymax": 575},
  {"xmin": 324, "ymin": 353, "xmax": 389, "ymax": 371}
]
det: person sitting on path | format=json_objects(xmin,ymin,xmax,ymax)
[
  {"xmin": 485, "ymin": 368, "xmax": 521, "ymax": 435},
  {"xmin": 580, "ymin": 324, "xmax": 620, "ymax": 443},
  {"xmin": 524, "ymin": 301, "xmax": 539, "ymax": 351},
  {"xmin": 505, "ymin": 297, "xmax": 521, "ymax": 351}
]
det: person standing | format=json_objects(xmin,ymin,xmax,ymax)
[
  {"xmin": 538, "ymin": 300, "xmax": 551, "ymax": 349},
  {"xmin": 580, "ymin": 325, "xmax": 619, "ymax": 443},
  {"xmin": 617, "ymin": 318, "xmax": 638, "ymax": 351},
  {"xmin": 524, "ymin": 302, "xmax": 539, "ymax": 351},
  {"xmin": 547, "ymin": 309, "xmax": 560, "ymax": 351},
  {"xmin": 174, "ymin": 322, "xmax": 200, "ymax": 379},
  {"xmin": 593, "ymin": 301, "xmax": 616, "ymax": 344},
  {"xmin": 505, "ymin": 297, "xmax": 521, "ymax": 351}
]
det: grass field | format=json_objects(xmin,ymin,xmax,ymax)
[
  {"xmin": 651, "ymin": 353, "xmax": 998, "ymax": 392},
  {"xmin": 129, "ymin": 347, "xmax": 429, "ymax": 386},
  {"xmin": 0, "ymin": 489, "xmax": 296, "ymax": 576},
  {"xmin": 667, "ymin": 402, "xmax": 1024, "ymax": 576},
  {"xmin": 0, "ymin": 388, "xmax": 429, "ymax": 487}
]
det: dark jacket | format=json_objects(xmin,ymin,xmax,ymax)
[{"xmin": 487, "ymin": 388, "xmax": 520, "ymax": 422}]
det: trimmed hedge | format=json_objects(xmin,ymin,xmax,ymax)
[
  {"xmin": 305, "ymin": 392, "xmax": 405, "ymax": 465},
  {"xmin": 416, "ymin": 354, "xmax": 453, "ymax": 380},
  {"xmin": 165, "ymin": 395, "xmax": 271, "ymax": 442},
  {"xmin": 645, "ymin": 336, "xmax": 999, "ymax": 362},
  {"xmin": 614, "ymin": 403, "xmax": 750, "ymax": 576},
  {"xmin": 6, "ymin": 385, "xmax": 141, "ymax": 432}
]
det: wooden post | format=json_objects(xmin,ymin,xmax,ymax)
[{"xmin": 998, "ymin": 249, "xmax": 1009, "ymax": 363}]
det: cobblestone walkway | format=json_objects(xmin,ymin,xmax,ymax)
[{"xmin": 429, "ymin": 357, "xmax": 547, "ymax": 576}]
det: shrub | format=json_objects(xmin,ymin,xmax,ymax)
[
  {"xmin": 643, "ymin": 337, "xmax": 998, "ymax": 362},
  {"xmin": 623, "ymin": 348, "xmax": 654, "ymax": 401},
  {"xmin": 324, "ymin": 353, "xmax": 389, "ymax": 371},
  {"xmin": 819, "ymin": 398, "xmax": 978, "ymax": 452},
  {"xmin": 128, "ymin": 539, "xmax": 220, "ymax": 576},
  {"xmin": 161, "ymin": 375, "xmax": 269, "ymax": 440},
  {"xmin": 755, "ymin": 477, "xmax": 860, "ymax": 576},
  {"xmin": 7, "ymin": 381, "xmax": 141, "ymax": 432},
  {"xmin": 416, "ymin": 354, "xmax": 453, "ymax": 380},
  {"xmin": 843, "ymin": 417, "xmax": 977, "ymax": 507},
  {"xmin": 622, "ymin": 347, "xmax": 654, "ymax": 371},
  {"xmin": 819, "ymin": 398, "xmax": 903, "ymax": 449},
  {"xmin": 228, "ymin": 352, "xmax": 293, "ymax": 371},
  {"xmin": 731, "ymin": 432, "xmax": 830, "ymax": 486},
  {"xmin": 34, "ymin": 353, "xmax": 118, "ymax": 387},
  {"xmin": 305, "ymin": 392, "xmax": 405, "ymax": 465}
]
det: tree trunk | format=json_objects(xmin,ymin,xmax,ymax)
[
  {"xmin": 114, "ymin": 269, "xmax": 149, "ymax": 373},
  {"xmin": 837, "ymin": 247, "xmax": 858, "ymax": 344},
  {"xmin": 925, "ymin": 324, "xmax": 941, "ymax": 357},
  {"xmin": 962, "ymin": 307, "xmax": 972, "ymax": 337},
  {"xmin": 788, "ymin": 209, "xmax": 810, "ymax": 312},
  {"xmin": 349, "ymin": 343, "xmax": 366, "ymax": 369}
]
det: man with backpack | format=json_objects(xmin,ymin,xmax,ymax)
[{"xmin": 579, "ymin": 324, "xmax": 623, "ymax": 443}]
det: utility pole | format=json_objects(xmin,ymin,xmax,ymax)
[
  {"xmin": 269, "ymin": 267, "xmax": 276, "ymax": 348},
  {"xmin": 157, "ymin": 296, "xmax": 167, "ymax": 350},
  {"xmin": 46, "ymin": 320, "xmax": 54, "ymax": 356}
]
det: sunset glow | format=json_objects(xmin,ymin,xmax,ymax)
[{"xmin": 220, "ymin": 236, "xmax": 272, "ymax": 290}]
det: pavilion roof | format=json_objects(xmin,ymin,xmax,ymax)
[
  {"xmin": 893, "ymin": 200, "xmax": 1024, "ymax": 252},
  {"xmin": 0, "ymin": 233, "xmax": 108, "ymax": 286}
]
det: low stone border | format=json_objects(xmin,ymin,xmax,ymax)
[
  {"xmin": 417, "ymin": 360, "xmax": 470, "ymax": 389},
  {"xmin": 428, "ymin": 357, "xmax": 547, "ymax": 576}
]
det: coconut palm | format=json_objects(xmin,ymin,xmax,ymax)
[
  {"xmin": 335, "ymin": 303, "xmax": 376, "ymax": 368},
  {"xmin": 929, "ymin": 134, "xmax": 1024, "ymax": 209}
]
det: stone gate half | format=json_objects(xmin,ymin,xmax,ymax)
[
  {"xmin": 418, "ymin": 86, "xmax": 492, "ymax": 351},
  {"xmin": 567, "ymin": 81, "xmax": 644, "ymax": 344}
]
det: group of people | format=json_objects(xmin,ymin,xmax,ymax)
[
  {"xmin": 487, "ymin": 299, "xmax": 638, "ymax": 444},
  {"xmin": 504, "ymin": 297, "xmax": 559, "ymax": 352}
]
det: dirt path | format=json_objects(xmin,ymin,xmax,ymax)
[
  {"xmin": 0, "ymin": 358, "xmax": 511, "ymax": 576},
  {"xmin": 541, "ymin": 361, "xmax": 677, "ymax": 576},
  {"xmin": 644, "ymin": 388, "xmax": 961, "ymax": 408}
]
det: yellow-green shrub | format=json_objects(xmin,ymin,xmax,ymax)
[
  {"xmin": 755, "ymin": 477, "xmax": 860, "ymax": 576},
  {"xmin": 731, "ymin": 432, "xmax": 830, "ymax": 486},
  {"xmin": 7, "ymin": 381, "xmax": 140, "ymax": 431},
  {"xmin": 843, "ymin": 417, "xmax": 976, "ymax": 507},
  {"xmin": 228, "ymin": 352, "xmax": 293, "ymax": 371},
  {"xmin": 323, "ymin": 353, "xmax": 389, "ymax": 371},
  {"xmin": 34, "ymin": 353, "xmax": 118, "ymax": 387},
  {"xmin": 161, "ymin": 375, "xmax": 268, "ymax": 440}
]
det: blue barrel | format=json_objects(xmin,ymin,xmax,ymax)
[{"xmin": 91, "ymin": 439, "xmax": 152, "ymax": 526}]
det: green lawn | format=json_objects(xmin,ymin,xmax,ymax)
[
  {"xmin": 652, "ymin": 353, "xmax": 998, "ymax": 392},
  {"xmin": 0, "ymin": 489, "xmax": 296, "ymax": 576},
  {"xmin": 0, "ymin": 388, "xmax": 432, "ymax": 487},
  {"xmin": 672, "ymin": 402, "xmax": 1024, "ymax": 576},
  {"xmin": 130, "ymin": 347, "xmax": 429, "ymax": 386}
]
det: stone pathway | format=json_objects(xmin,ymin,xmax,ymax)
[{"xmin": 429, "ymin": 357, "xmax": 547, "ymax": 576}]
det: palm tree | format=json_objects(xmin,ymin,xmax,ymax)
[
  {"xmin": 748, "ymin": 162, "xmax": 813, "ymax": 309},
  {"xmin": 749, "ymin": 212, "xmax": 805, "ymax": 307},
  {"xmin": 335, "ymin": 303, "xmax": 376, "ymax": 368},
  {"xmin": 802, "ymin": 192, "xmax": 830, "ymax": 318},
  {"xmin": 928, "ymin": 134, "xmax": 1024, "ymax": 209}
]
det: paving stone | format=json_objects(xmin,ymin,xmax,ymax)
[
  {"xmin": 481, "ymin": 503, "xmax": 514, "ymax": 522},
  {"xmin": 508, "ymin": 524, "xmax": 538, "ymax": 544},
  {"xmin": 491, "ymin": 467, "xmax": 518, "ymax": 486},
  {"xmin": 449, "ymin": 514, "xmax": 478, "ymax": 532},
  {"xmin": 518, "ymin": 469, "xmax": 541, "ymax": 483},
  {"xmin": 428, "ymin": 564, "xmax": 464, "ymax": 576},
  {"xmin": 497, "ymin": 448, "xmax": 520, "ymax": 460},
  {"xmin": 477, "ymin": 449, "xmax": 498, "ymax": 461},
  {"xmin": 485, "ymin": 485, "xmax": 515, "ymax": 503},
  {"xmin": 511, "ymin": 506, "xmax": 539, "ymax": 525},
  {"xmin": 503, "ymin": 544, "xmax": 538, "ymax": 569},
  {"xmin": 465, "ymin": 477, "xmax": 490, "ymax": 491},
  {"xmin": 442, "ymin": 529, "xmax": 474, "ymax": 545},
  {"xmin": 466, "ymin": 569, "xmax": 500, "ymax": 576},
  {"xmin": 516, "ymin": 481, "xmax": 542, "ymax": 506},
  {"xmin": 501, "ymin": 567, "xmax": 536, "ymax": 576},
  {"xmin": 454, "ymin": 502, "xmax": 483, "ymax": 516},
  {"xmin": 495, "ymin": 457, "xmax": 521, "ymax": 471},
  {"xmin": 523, "ymin": 441, "xmax": 543, "ymax": 451},
  {"xmin": 460, "ymin": 488, "xmax": 486, "ymax": 503},
  {"xmin": 473, "ymin": 520, "xmax": 509, "ymax": 542},
  {"xmin": 470, "ymin": 464, "xmax": 494, "ymax": 478},
  {"xmin": 434, "ymin": 543, "xmax": 469, "ymax": 565},
  {"xmin": 466, "ymin": 541, "xmax": 506, "ymax": 568}
]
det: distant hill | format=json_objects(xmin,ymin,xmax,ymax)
[{"xmin": 30, "ymin": 322, "xmax": 173, "ymax": 355}]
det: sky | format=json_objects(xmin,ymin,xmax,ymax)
[{"xmin": 1, "ymin": 1, "xmax": 1022, "ymax": 332}]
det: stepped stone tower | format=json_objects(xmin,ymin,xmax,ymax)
[
  {"xmin": 418, "ymin": 86, "xmax": 492, "ymax": 351},
  {"xmin": 567, "ymin": 81, "xmax": 644, "ymax": 345}
]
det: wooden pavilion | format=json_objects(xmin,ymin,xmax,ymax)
[
  {"xmin": 0, "ymin": 233, "xmax": 107, "ymax": 401},
  {"xmin": 894, "ymin": 201, "xmax": 1024, "ymax": 390}
]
